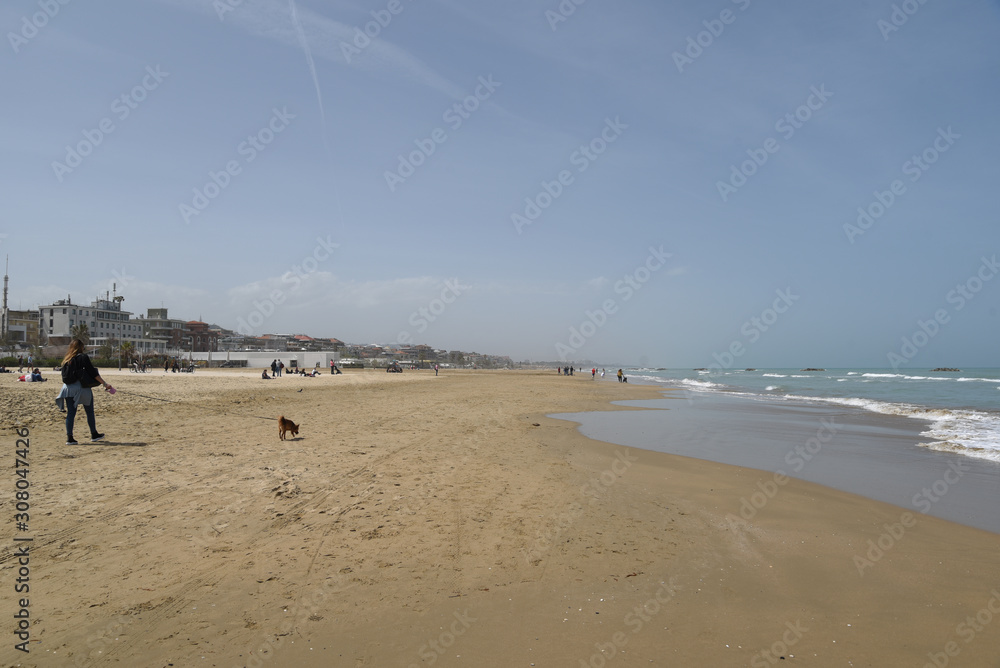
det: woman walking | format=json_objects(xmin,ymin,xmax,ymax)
[{"xmin": 56, "ymin": 339, "xmax": 110, "ymax": 445}]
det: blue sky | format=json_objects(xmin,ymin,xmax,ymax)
[{"xmin": 1, "ymin": 0, "xmax": 998, "ymax": 367}]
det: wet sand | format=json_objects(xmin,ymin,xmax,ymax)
[
  {"xmin": 554, "ymin": 389, "xmax": 1000, "ymax": 534},
  {"xmin": 1, "ymin": 369, "xmax": 998, "ymax": 667}
]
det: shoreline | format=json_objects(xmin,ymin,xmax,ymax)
[
  {"xmin": 2, "ymin": 370, "xmax": 999, "ymax": 666},
  {"xmin": 552, "ymin": 386, "xmax": 1000, "ymax": 535}
]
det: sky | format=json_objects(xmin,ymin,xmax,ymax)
[{"xmin": 1, "ymin": 0, "xmax": 998, "ymax": 367}]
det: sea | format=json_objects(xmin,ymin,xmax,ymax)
[
  {"xmin": 554, "ymin": 368, "xmax": 1000, "ymax": 533},
  {"xmin": 625, "ymin": 367, "xmax": 1000, "ymax": 463}
]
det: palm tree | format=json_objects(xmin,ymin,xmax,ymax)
[
  {"xmin": 70, "ymin": 323, "xmax": 90, "ymax": 344},
  {"xmin": 120, "ymin": 340, "xmax": 135, "ymax": 364}
]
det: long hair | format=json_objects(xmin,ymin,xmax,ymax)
[{"xmin": 62, "ymin": 339, "xmax": 85, "ymax": 365}]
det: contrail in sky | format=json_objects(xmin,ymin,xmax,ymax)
[{"xmin": 289, "ymin": 0, "xmax": 330, "ymax": 155}]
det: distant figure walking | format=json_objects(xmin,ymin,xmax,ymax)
[
  {"xmin": 435, "ymin": 364, "xmax": 439, "ymax": 376},
  {"xmin": 592, "ymin": 368, "xmax": 596, "ymax": 379},
  {"xmin": 617, "ymin": 369, "xmax": 623, "ymax": 383}
]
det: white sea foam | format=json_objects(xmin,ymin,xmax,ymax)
[
  {"xmin": 762, "ymin": 373, "xmax": 787, "ymax": 378},
  {"xmin": 862, "ymin": 373, "xmax": 904, "ymax": 378},
  {"xmin": 783, "ymin": 394, "xmax": 1000, "ymax": 463},
  {"xmin": 679, "ymin": 378, "xmax": 726, "ymax": 391}
]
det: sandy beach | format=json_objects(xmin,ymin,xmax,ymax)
[{"xmin": 2, "ymin": 369, "xmax": 999, "ymax": 667}]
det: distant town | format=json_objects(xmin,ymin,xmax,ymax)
[{"xmin": 0, "ymin": 280, "xmax": 514, "ymax": 369}]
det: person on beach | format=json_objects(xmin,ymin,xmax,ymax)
[
  {"xmin": 55, "ymin": 339, "xmax": 109, "ymax": 445},
  {"xmin": 617, "ymin": 369, "xmax": 623, "ymax": 382},
  {"xmin": 592, "ymin": 368, "xmax": 596, "ymax": 379},
  {"xmin": 278, "ymin": 360, "xmax": 284, "ymax": 377},
  {"xmin": 271, "ymin": 360, "xmax": 277, "ymax": 377},
  {"xmin": 164, "ymin": 360, "xmax": 170, "ymax": 373},
  {"xmin": 31, "ymin": 368, "xmax": 45, "ymax": 382},
  {"xmin": 435, "ymin": 364, "xmax": 439, "ymax": 376},
  {"xmin": 262, "ymin": 369, "xmax": 272, "ymax": 379}
]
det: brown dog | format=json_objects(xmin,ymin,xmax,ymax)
[{"xmin": 278, "ymin": 415, "xmax": 299, "ymax": 441}]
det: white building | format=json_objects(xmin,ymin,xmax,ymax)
[
  {"xmin": 38, "ymin": 295, "xmax": 166, "ymax": 353},
  {"xmin": 188, "ymin": 350, "xmax": 340, "ymax": 369}
]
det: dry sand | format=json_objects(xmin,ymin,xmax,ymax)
[{"xmin": 1, "ymin": 369, "xmax": 998, "ymax": 667}]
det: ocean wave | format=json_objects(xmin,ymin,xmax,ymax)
[
  {"xmin": 679, "ymin": 378, "xmax": 726, "ymax": 390},
  {"xmin": 918, "ymin": 441, "xmax": 1000, "ymax": 463},
  {"xmin": 862, "ymin": 373, "xmax": 904, "ymax": 378},
  {"xmin": 762, "ymin": 373, "xmax": 787, "ymax": 378},
  {"xmin": 782, "ymin": 393, "xmax": 1000, "ymax": 463},
  {"xmin": 625, "ymin": 374, "xmax": 671, "ymax": 385}
]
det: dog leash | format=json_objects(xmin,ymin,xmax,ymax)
[{"xmin": 111, "ymin": 388, "xmax": 278, "ymax": 421}]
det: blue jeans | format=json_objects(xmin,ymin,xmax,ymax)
[{"xmin": 65, "ymin": 396, "xmax": 98, "ymax": 440}]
